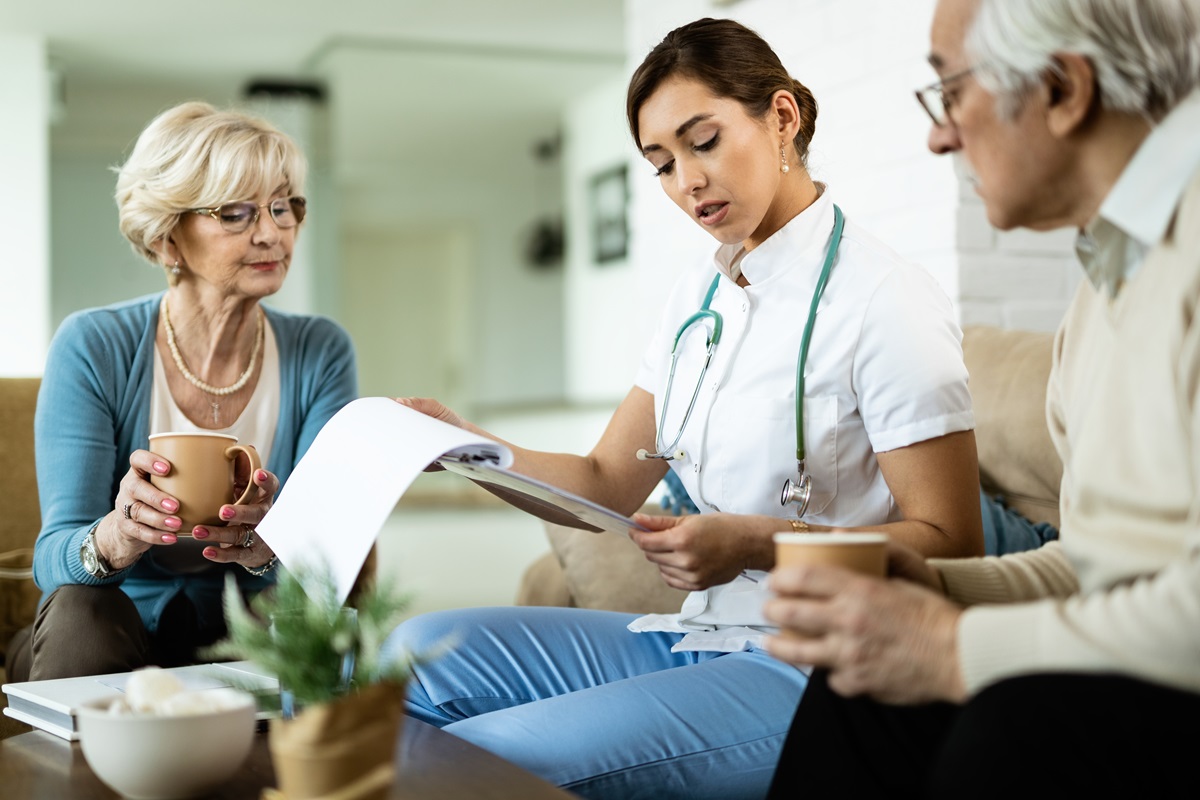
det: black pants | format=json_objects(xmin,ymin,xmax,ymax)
[
  {"xmin": 7, "ymin": 584, "xmax": 225, "ymax": 682},
  {"xmin": 767, "ymin": 670, "xmax": 1199, "ymax": 799}
]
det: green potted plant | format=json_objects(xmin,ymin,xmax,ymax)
[{"xmin": 209, "ymin": 566, "xmax": 418, "ymax": 800}]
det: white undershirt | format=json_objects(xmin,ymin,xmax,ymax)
[{"xmin": 151, "ymin": 318, "xmax": 281, "ymax": 468}]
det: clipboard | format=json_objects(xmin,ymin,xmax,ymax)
[{"xmin": 437, "ymin": 455, "xmax": 648, "ymax": 537}]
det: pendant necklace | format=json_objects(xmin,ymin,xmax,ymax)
[{"xmin": 161, "ymin": 296, "xmax": 264, "ymax": 424}]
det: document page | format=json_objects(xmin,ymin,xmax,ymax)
[{"xmin": 256, "ymin": 398, "xmax": 512, "ymax": 604}]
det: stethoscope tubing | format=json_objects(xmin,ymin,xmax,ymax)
[
  {"xmin": 793, "ymin": 204, "xmax": 844, "ymax": 464},
  {"xmin": 640, "ymin": 336, "xmax": 717, "ymax": 462}
]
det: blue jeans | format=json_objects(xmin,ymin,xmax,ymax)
[
  {"xmin": 384, "ymin": 607, "xmax": 808, "ymax": 800},
  {"xmin": 980, "ymin": 489, "xmax": 1059, "ymax": 555}
]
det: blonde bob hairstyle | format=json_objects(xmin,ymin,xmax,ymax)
[{"xmin": 115, "ymin": 101, "xmax": 308, "ymax": 268}]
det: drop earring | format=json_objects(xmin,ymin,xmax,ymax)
[
  {"xmin": 780, "ymin": 144, "xmax": 790, "ymax": 174},
  {"xmin": 171, "ymin": 261, "xmax": 181, "ymax": 277}
]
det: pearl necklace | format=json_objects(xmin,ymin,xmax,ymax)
[{"xmin": 161, "ymin": 296, "xmax": 264, "ymax": 423}]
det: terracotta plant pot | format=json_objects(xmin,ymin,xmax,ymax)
[{"xmin": 268, "ymin": 681, "xmax": 405, "ymax": 800}]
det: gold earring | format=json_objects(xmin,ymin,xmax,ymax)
[{"xmin": 780, "ymin": 144, "xmax": 790, "ymax": 174}]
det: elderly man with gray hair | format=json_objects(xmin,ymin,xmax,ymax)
[{"xmin": 763, "ymin": 0, "xmax": 1200, "ymax": 796}]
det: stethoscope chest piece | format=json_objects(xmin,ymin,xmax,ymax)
[{"xmin": 780, "ymin": 468, "xmax": 812, "ymax": 517}]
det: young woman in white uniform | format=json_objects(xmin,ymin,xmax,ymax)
[{"xmin": 385, "ymin": 18, "xmax": 983, "ymax": 799}]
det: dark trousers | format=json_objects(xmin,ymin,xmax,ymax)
[
  {"xmin": 7, "ymin": 584, "xmax": 225, "ymax": 683},
  {"xmin": 767, "ymin": 669, "xmax": 1200, "ymax": 799}
]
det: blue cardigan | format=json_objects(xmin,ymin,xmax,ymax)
[{"xmin": 33, "ymin": 293, "xmax": 358, "ymax": 633}]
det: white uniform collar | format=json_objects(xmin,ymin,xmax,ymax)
[
  {"xmin": 712, "ymin": 188, "xmax": 834, "ymax": 285},
  {"xmin": 1077, "ymin": 90, "xmax": 1200, "ymax": 292}
]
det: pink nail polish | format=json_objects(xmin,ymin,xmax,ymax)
[
  {"xmin": 164, "ymin": 517, "xmax": 181, "ymax": 530},
  {"xmin": 220, "ymin": 507, "xmax": 234, "ymax": 520},
  {"xmin": 162, "ymin": 533, "xmax": 177, "ymax": 544},
  {"xmin": 203, "ymin": 547, "xmax": 218, "ymax": 559},
  {"xmin": 256, "ymin": 470, "xmax": 267, "ymax": 482},
  {"xmin": 162, "ymin": 498, "xmax": 178, "ymax": 512},
  {"xmin": 153, "ymin": 461, "xmax": 169, "ymax": 474},
  {"xmin": 192, "ymin": 527, "xmax": 208, "ymax": 539}
]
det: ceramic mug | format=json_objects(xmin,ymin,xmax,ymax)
[{"xmin": 148, "ymin": 432, "xmax": 262, "ymax": 534}]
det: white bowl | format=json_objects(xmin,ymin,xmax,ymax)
[{"xmin": 77, "ymin": 690, "xmax": 256, "ymax": 799}]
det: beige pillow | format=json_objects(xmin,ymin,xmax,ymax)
[
  {"xmin": 515, "ymin": 551, "xmax": 572, "ymax": 608},
  {"xmin": 545, "ymin": 511, "xmax": 689, "ymax": 614},
  {"xmin": 962, "ymin": 326, "xmax": 1062, "ymax": 527}
]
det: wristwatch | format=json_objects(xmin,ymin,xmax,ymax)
[{"xmin": 80, "ymin": 522, "xmax": 117, "ymax": 578}]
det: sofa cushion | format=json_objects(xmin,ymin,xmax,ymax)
[
  {"xmin": 515, "ymin": 550, "xmax": 573, "ymax": 608},
  {"xmin": 0, "ymin": 378, "xmax": 40, "ymax": 556},
  {"xmin": 962, "ymin": 326, "xmax": 1061, "ymax": 528},
  {"xmin": 544, "ymin": 515, "xmax": 689, "ymax": 614}
]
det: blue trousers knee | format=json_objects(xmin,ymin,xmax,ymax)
[{"xmin": 383, "ymin": 606, "xmax": 808, "ymax": 800}]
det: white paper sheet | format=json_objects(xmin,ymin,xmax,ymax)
[{"xmin": 255, "ymin": 397, "xmax": 512, "ymax": 604}]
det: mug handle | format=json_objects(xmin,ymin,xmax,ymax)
[{"xmin": 225, "ymin": 445, "xmax": 263, "ymax": 506}]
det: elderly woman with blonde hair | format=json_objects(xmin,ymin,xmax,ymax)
[{"xmin": 7, "ymin": 101, "xmax": 357, "ymax": 682}]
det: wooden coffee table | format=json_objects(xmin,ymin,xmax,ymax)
[{"xmin": 0, "ymin": 718, "xmax": 576, "ymax": 799}]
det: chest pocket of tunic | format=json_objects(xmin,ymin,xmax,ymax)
[
  {"xmin": 800, "ymin": 394, "xmax": 839, "ymax": 517},
  {"xmin": 712, "ymin": 395, "xmax": 837, "ymax": 516}
]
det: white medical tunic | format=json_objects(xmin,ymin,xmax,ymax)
[{"xmin": 629, "ymin": 191, "xmax": 974, "ymax": 652}]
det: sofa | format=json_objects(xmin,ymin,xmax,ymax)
[
  {"xmin": 0, "ymin": 379, "xmax": 41, "ymax": 670},
  {"xmin": 515, "ymin": 325, "xmax": 1063, "ymax": 613},
  {"xmin": 0, "ymin": 378, "xmax": 42, "ymax": 737}
]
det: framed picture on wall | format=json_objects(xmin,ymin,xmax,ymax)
[{"xmin": 589, "ymin": 164, "xmax": 629, "ymax": 264}]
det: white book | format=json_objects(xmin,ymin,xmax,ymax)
[{"xmin": 2, "ymin": 661, "xmax": 278, "ymax": 741}]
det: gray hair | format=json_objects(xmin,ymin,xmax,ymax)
[{"xmin": 966, "ymin": 0, "xmax": 1200, "ymax": 121}]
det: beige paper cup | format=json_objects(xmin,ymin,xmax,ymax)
[{"xmin": 773, "ymin": 532, "xmax": 889, "ymax": 577}]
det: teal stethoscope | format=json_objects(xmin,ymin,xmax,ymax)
[{"xmin": 636, "ymin": 204, "xmax": 845, "ymax": 518}]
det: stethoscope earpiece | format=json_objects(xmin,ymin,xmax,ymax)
[{"xmin": 636, "ymin": 447, "xmax": 687, "ymax": 462}]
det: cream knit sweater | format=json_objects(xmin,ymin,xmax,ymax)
[{"xmin": 932, "ymin": 171, "xmax": 1200, "ymax": 697}]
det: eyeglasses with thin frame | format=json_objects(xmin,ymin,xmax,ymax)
[
  {"xmin": 914, "ymin": 66, "xmax": 976, "ymax": 127},
  {"xmin": 189, "ymin": 195, "xmax": 307, "ymax": 234}
]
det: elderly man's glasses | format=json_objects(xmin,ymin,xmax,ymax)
[
  {"xmin": 914, "ymin": 66, "xmax": 976, "ymax": 126},
  {"xmin": 190, "ymin": 195, "xmax": 307, "ymax": 234}
]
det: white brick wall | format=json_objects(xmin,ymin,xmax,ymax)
[{"xmin": 623, "ymin": 0, "xmax": 1081, "ymax": 335}]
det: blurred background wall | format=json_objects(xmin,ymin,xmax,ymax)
[{"xmin": 0, "ymin": 0, "xmax": 1078, "ymax": 614}]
